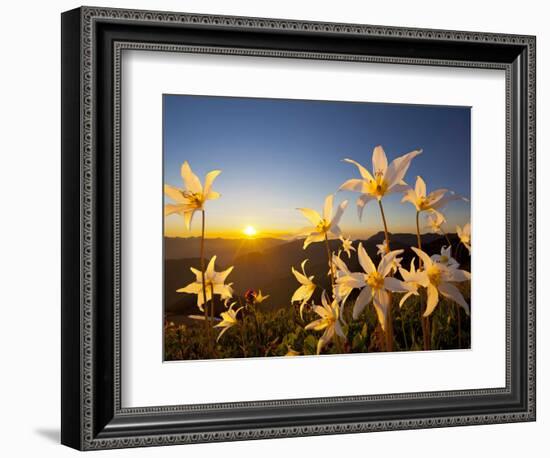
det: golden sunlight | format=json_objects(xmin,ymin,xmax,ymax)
[{"xmin": 243, "ymin": 225, "xmax": 258, "ymax": 237}]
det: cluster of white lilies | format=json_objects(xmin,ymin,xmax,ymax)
[
  {"xmin": 291, "ymin": 146, "xmax": 471, "ymax": 353},
  {"xmin": 164, "ymin": 145, "xmax": 472, "ymax": 357}
]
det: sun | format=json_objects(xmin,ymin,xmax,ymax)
[{"xmin": 243, "ymin": 225, "xmax": 258, "ymax": 237}]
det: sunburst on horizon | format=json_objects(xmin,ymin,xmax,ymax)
[{"xmin": 243, "ymin": 225, "xmax": 258, "ymax": 238}]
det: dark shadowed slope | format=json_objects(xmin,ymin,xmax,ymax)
[
  {"xmin": 164, "ymin": 233, "xmax": 468, "ymax": 319},
  {"xmin": 165, "ymin": 237, "xmax": 286, "ymax": 264}
]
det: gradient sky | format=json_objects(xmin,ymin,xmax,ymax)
[{"xmin": 163, "ymin": 94, "xmax": 471, "ymax": 239}]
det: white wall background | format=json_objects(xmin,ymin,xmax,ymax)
[{"xmin": 0, "ymin": 0, "xmax": 545, "ymax": 456}]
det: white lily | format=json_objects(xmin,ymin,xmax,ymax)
[
  {"xmin": 305, "ymin": 291, "xmax": 346, "ymax": 355},
  {"xmin": 297, "ymin": 194, "xmax": 348, "ymax": 249},
  {"xmin": 254, "ymin": 290, "xmax": 270, "ymax": 304},
  {"xmin": 457, "ymin": 222, "xmax": 471, "ymax": 254},
  {"xmin": 398, "ymin": 259, "xmax": 421, "ymax": 308},
  {"xmin": 375, "ymin": 240, "xmax": 401, "ymax": 273},
  {"xmin": 339, "ymin": 145, "xmax": 422, "ymax": 219},
  {"xmin": 164, "ymin": 161, "xmax": 221, "ymax": 230},
  {"xmin": 339, "ymin": 235, "xmax": 356, "ymax": 258},
  {"xmin": 402, "ymin": 176, "xmax": 464, "ymax": 213},
  {"xmin": 425, "ymin": 210, "xmax": 446, "ymax": 234},
  {"xmin": 431, "ymin": 245, "xmax": 459, "ymax": 269},
  {"xmin": 410, "ymin": 247, "xmax": 471, "ymax": 317},
  {"xmin": 332, "ymin": 253, "xmax": 355, "ymax": 310},
  {"xmin": 390, "ymin": 256, "xmax": 403, "ymax": 275},
  {"xmin": 214, "ymin": 302, "xmax": 243, "ymax": 342},
  {"xmin": 332, "ymin": 252, "xmax": 351, "ymax": 279},
  {"xmin": 177, "ymin": 255, "xmax": 234, "ymax": 312},
  {"xmin": 291, "ymin": 260, "xmax": 316, "ymax": 319},
  {"xmin": 335, "ymin": 244, "xmax": 408, "ymax": 330},
  {"xmin": 376, "ymin": 240, "xmax": 389, "ymax": 257}
]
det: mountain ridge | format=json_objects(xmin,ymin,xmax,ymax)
[{"xmin": 164, "ymin": 232, "xmax": 467, "ymax": 319}]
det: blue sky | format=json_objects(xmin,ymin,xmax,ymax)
[{"xmin": 163, "ymin": 94, "xmax": 470, "ymax": 239}]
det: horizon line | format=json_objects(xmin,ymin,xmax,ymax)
[{"xmin": 164, "ymin": 231, "xmax": 457, "ymax": 240}]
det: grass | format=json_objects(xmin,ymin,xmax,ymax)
[{"xmin": 164, "ymin": 282, "xmax": 470, "ymax": 361}]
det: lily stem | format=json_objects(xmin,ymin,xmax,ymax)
[
  {"xmin": 378, "ymin": 199, "xmax": 390, "ymax": 252},
  {"xmin": 416, "ymin": 210, "xmax": 431, "ymax": 351},
  {"xmin": 199, "ymin": 210, "xmax": 211, "ymax": 354},
  {"xmin": 456, "ymin": 303, "xmax": 462, "ymax": 348},
  {"xmin": 239, "ymin": 322, "xmax": 247, "ymax": 358},
  {"xmin": 210, "ymin": 283, "xmax": 216, "ymax": 321},
  {"xmin": 252, "ymin": 308, "xmax": 261, "ymax": 350},
  {"xmin": 400, "ymin": 307, "xmax": 408, "ymax": 351},
  {"xmin": 442, "ymin": 231, "xmax": 452, "ymax": 248},
  {"xmin": 378, "ymin": 199, "xmax": 394, "ymax": 351},
  {"xmin": 385, "ymin": 300, "xmax": 394, "ymax": 352},
  {"xmin": 324, "ymin": 233, "xmax": 335, "ymax": 291},
  {"xmin": 415, "ymin": 210, "xmax": 422, "ymax": 257},
  {"xmin": 210, "ymin": 283, "xmax": 217, "ymax": 357}
]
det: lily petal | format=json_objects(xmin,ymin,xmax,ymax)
[
  {"xmin": 352, "ymin": 286, "xmax": 373, "ymax": 319},
  {"xmin": 372, "ymin": 289, "xmax": 390, "ymax": 331},
  {"xmin": 291, "ymin": 265, "xmax": 310, "ymax": 286},
  {"xmin": 292, "ymin": 284, "xmax": 315, "ymax": 303},
  {"xmin": 303, "ymin": 232, "xmax": 325, "ymax": 249},
  {"xmin": 206, "ymin": 255, "xmax": 217, "ymax": 276},
  {"xmin": 331, "ymin": 224, "xmax": 343, "ymax": 237},
  {"xmin": 333, "ymin": 254, "xmax": 351, "ymax": 275},
  {"xmin": 181, "ymin": 161, "xmax": 203, "ymax": 194},
  {"xmin": 411, "ymin": 247, "xmax": 433, "ymax": 268},
  {"xmin": 357, "ymin": 194, "xmax": 375, "ymax": 220},
  {"xmin": 183, "ymin": 209, "xmax": 196, "ymax": 230},
  {"xmin": 415, "ymin": 176, "xmax": 426, "ymax": 198},
  {"xmin": 384, "ymin": 149, "xmax": 422, "ymax": 189},
  {"xmin": 203, "ymin": 170, "xmax": 221, "ymax": 197},
  {"xmin": 176, "ymin": 282, "xmax": 202, "ymax": 294},
  {"xmin": 399, "ymin": 291, "xmax": 417, "ymax": 308},
  {"xmin": 164, "ymin": 184, "xmax": 185, "ymax": 203},
  {"xmin": 331, "ymin": 200, "xmax": 349, "ymax": 227},
  {"xmin": 358, "ymin": 243, "xmax": 376, "ymax": 274},
  {"xmin": 299, "ymin": 301, "xmax": 307, "ymax": 320},
  {"xmin": 439, "ymin": 282, "xmax": 470, "ymax": 315},
  {"xmin": 214, "ymin": 266, "xmax": 234, "ymax": 283},
  {"xmin": 386, "ymin": 182, "xmax": 410, "ymax": 194},
  {"xmin": 297, "ymin": 207, "xmax": 322, "ymax": 226},
  {"xmin": 378, "ymin": 249, "xmax": 404, "ymax": 277},
  {"xmin": 445, "ymin": 268, "xmax": 471, "ymax": 282},
  {"xmin": 205, "ymin": 191, "xmax": 221, "ymax": 200},
  {"xmin": 214, "ymin": 283, "xmax": 233, "ymax": 300},
  {"xmin": 323, "ymin": 194, "xmax": 334, "ymax": 223},
  {"xmin": 334, "ymin": 320, "xmax": 346, "ymax": 339},
  {"xmin": 164, "ymin": 203, "xmax": 185, "ymax": 217},
  {"xmin": 429, "ymin": 191, "xmax": 457, "ymax": 210},
  {"xmin": 372, "ymin": 145, "xmax": 388, "ymax": 176},
  {"xmin": 423, "ymin": 283, "xmax": 440, "ymax": 317},
  {"xmin": 305, "ymin": 318, "xmax": 326, "ymax": 332},
  {"xmin": 384, "ymin": 276, "xmax": 409, "ymax": 293},
  {"xmin": 339, "ymin": 178, "xmax": 367, "ymax": 193},
  {"xmin": 343, "ymin": 158, "xmax": 374, "ymax": 182}
]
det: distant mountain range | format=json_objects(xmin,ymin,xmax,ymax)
[
  {"xmin": 164, "ymin": 236, "xmax": 287, "ymax": 264},
  {"xmin": 164, "ymin": 232, "xmax": 469, "ymax": 319}
]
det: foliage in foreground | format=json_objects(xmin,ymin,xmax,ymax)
[{"xmin": 164, "ymin": 285, "xmax": 470, "ymax": 360}]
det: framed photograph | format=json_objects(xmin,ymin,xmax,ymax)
[{"xmin": 61, "ymin": 6, "xmax": 536, "ymax": 450}]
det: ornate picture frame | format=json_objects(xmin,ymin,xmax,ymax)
[{"xmin": 61, "ymin": 6, "xmax": 536, "ymax": 450}]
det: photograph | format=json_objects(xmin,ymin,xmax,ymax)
[
  {"xmin": 55, "ymin": 3, "xmax": 537, "ymax": 452},
  {"xmin": 163, "ymin": 95, "xmax": 472, "ymax": 360}
]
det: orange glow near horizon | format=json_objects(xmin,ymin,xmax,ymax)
[{"xmin": 163, "ymin": 207, "xmax": 470, "ymax": 240}]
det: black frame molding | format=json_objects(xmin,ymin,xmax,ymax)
[{"xmin": 61, "ymin": 6, "xmax": 536, "ymax": 450}]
